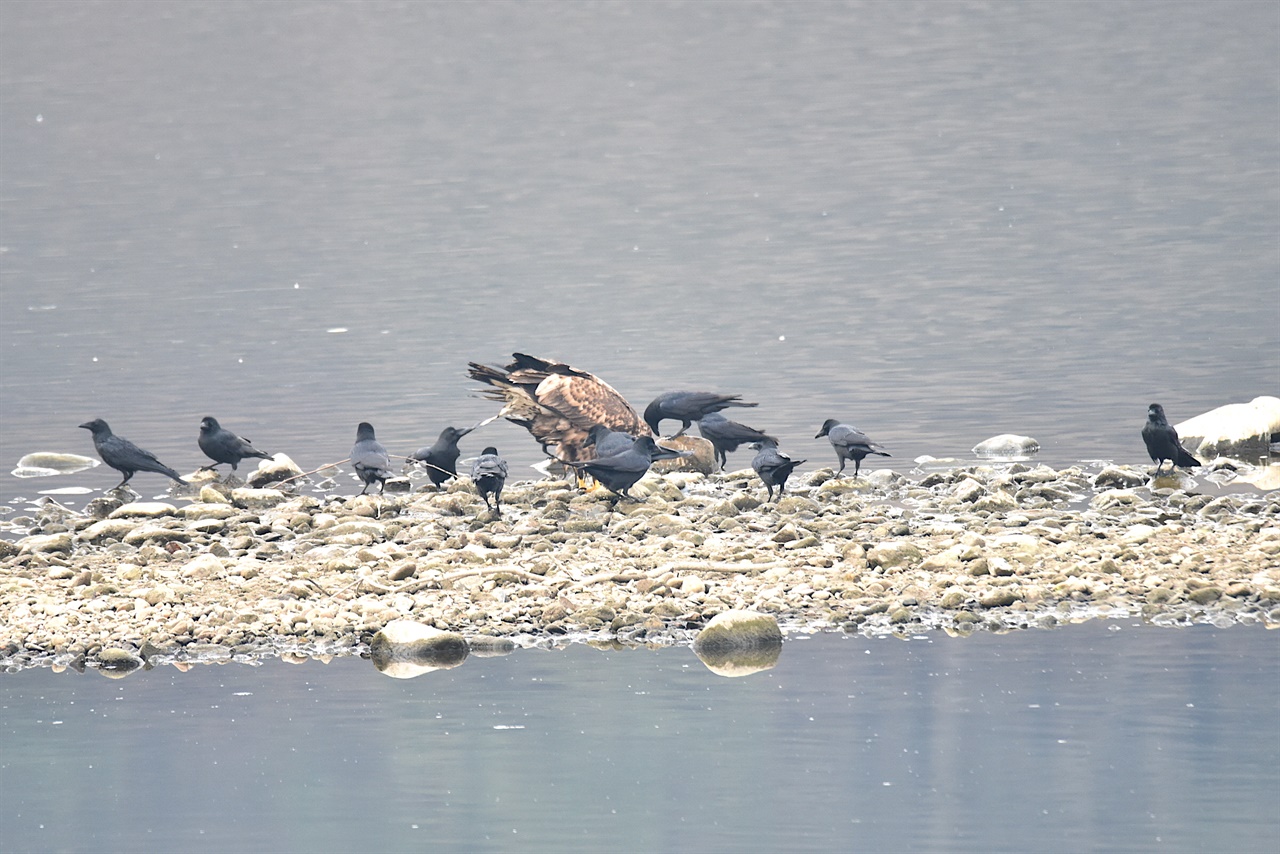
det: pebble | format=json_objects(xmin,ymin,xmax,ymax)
[{"xmin": 0, "ymin": 460, "xmax": 1275, "ymax": 670}]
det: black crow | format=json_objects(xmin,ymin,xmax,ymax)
[
  {"xmin": 411, "ymin": 425, "xmax": 474, "ymax": 487},
  {"xmin": 351, "ymin": 422, "xmax": 393, "ymax": 495},
  {"xmin": 751, "ymin": 438, "xmax": 805, "ymax": 503},
  {"xmin": 696, "ymin": 411, "xmax": 775, "ymax": 471},
  {"xmin": 470, "ymin": 446, "xmax": 509, "ymax": 513},
  {"xmin": 79, "ymin": 418, "xmax": 185, "ymax": 489},
  {"xmin": 1141, "ymin": 403, "xmax": 1201, "ymax": 475},
  {"xmin": 815, "ymin": 418, "xmax": 891, "ymax": 476},
  {"xmin": 585, "ymin": 424, "xmax": 688, "ymax": 462},
  {"xmin": 584, "ymin": 424, "xmax": 636, "ymax": 459},
  {"xmin": 468, "ymin": 353, "xmax": 649, "ymax": 463},
  {"xmin": 566, "ymin": 435, "xmax": 665, "ymax": 500},
  {"xmin": 197, "ymin": 416, "xmax": 272, "ymax": 472},
  {"xmin": 644, "ymin": 391, "xmax": 757, "ymax": 437}
]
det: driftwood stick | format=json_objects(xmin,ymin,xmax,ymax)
[
  {"xmin": 275, "ymin": 459, "xmax": 351, "ymax": 486},
  {"xmin": 656, "ymin": 561, "xmax": 784, "ymax": 575}
]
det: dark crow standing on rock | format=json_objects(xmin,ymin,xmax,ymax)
[
  {"xmin": 751, "ymin": 438, "xmax": 805, "ymax": 503},
  {"xmin": 697, "ymin": 411, "xmax": 775, "ymax": 471},
  {"xmin": 411, "ymin": 425, "xmax": 474, "ymax": 487},
  {"xmin": 198, "ymin": 416, "xmax": 272, "ymax": 472},
  {"xmin": 351, "ymin": 422, "xmax": 393, "ymax": 495},
  {"xmin": 470, "ymin": 446, "xmax": 509, "ymax": 513},
  {"xmin": 644, "ymin": 391, "xmax": 757, "ymax": 437},
  {"xmin": 815, "ymin": 418, "xmax": 890, "ymax": 476},
  {"xmin": 80, "ymin": 418, "xmax": 186, "ymax": 489},
  {"xmin": 566, "ymin": 436, "xmax": 665, "ymax": 500},
  {"xmin": 1141, "ymin": 403, "xmax": 1201, "ymax": 475}
]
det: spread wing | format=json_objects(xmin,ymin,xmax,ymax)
[{"xmin": 468, "ymin": 353, "xmax": 648, "ymax": 463}]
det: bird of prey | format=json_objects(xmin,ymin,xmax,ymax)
[
  {"xmin": 197, "ymin": 416, "xmax": 272, "ymax": 472},
  {"xmin": 351, "ymin": 422, "xmax": 393, "ymax": 495},
  {"xmin": 467, "ymin": 353, "xmax": 649, "ymax": 463},
  {"xmin": 696, "ymin": 411, "xmax": 775, "ymax": 471},
  {"xmin": 79, "ymin": 418, "xmax": 186, "ymax": 489},
  {"xmin": 1141, "ymin": 403, "xmax": 1201, "ymax": 475},
  {"xmin": 565, "ymin": 435, "xmax": 666, "ymax": 500},
  {"xmin": 644, "ymin": 391, "xmax": 757, "ymax": 437},
  {"xmin": 815, "ymin": 418, "xmax": 891, "ymax": 476},
  {"xmin": 411, "ymin": 425, "xmax": 474, "ymax": 487},
  {"xmin": 751, "ymin": 438, "xmax": 805, "ymax": 503},
  {"xmin": 470, "ymin": 446, "xmax": 509, "ymax": 513}
]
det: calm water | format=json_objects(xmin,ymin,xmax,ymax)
[
  {"xmin": 2, "ymin": 624, "xmax": 1278, "ymax": 854},
  {"xmin": 1, "ymin": 1, "xmax": 1277, "ymax": 509},
  {"xmin": 2, "ymin": 6, "xmax": 1278, "ymax": 851}
]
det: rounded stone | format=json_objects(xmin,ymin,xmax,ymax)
[{"xmin": 369, "ymin": 620, "xmax": 469, "ymax": 678}]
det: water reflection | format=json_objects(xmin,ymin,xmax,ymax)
[
  {"xmin": 2, "ymin": 624, "xmax": 1277, "ymax": 853},
  {"xmin": 369, "ymin": 620, "xmax": 471, "ymax": 679}
]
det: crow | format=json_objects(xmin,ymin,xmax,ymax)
[
  {"xmin": 584, "ymin": 424, "xmax": 637, "ymax": 459},
  {"xmin": 1141, "ymin": 403, "xmax": 1201, "ymax": 475},
  {"xmin": 585, "ymin": 424, "xmax": 688, "ymax": 462},
  {"xmin": 697, "ymin": 411, "xmax": 775, "ymax": 471},
  {"xmin": 566, "ymin": 435, "xmax": 666, "ymax": 500},
  {"xmin": 197, "ymin": 416, "xmax": 272, "ymax": 472},
  {"xmin": 411, "ymin": 425, "xmax": 474, "ymax": 487},
  {"xmin": 644, "ymin": 391, "xmax": 757, "ymax": 437},
  {"xmin": 79, "ymin": 418, "xmax": 186, "ymax": 489},
  {"xmin": 470, "ymin": 446, "xmax": 509, "ymax": 513},
  {"xmin": 815, "ymin": 418, "xmax": 891, "ymax": 476},
  {"xmin": 351, "ymin": 422, "xmax": 393, "ymax": 495},
  {"xmin": 751, "ymin": 438, "xmax": 805, "ymax": 503}
]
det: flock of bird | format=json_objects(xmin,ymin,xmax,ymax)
[{"xmin": 75, "ymin": 353, "xmax": 1202, "ymax": 515}]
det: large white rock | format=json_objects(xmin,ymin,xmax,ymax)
[
  {"xmin": 369, "ymin": 620, "xmax": 469, "ymax": 678},
  {"xmin": 247, "ymin": 453, "xmax": 304, "ymax": 488},
  {"xmin": 972, "ymin": 434, "xmax": 1040, "ymax": 458},
  {"xmin": 1175, "ymin": 396, "xmax": 1280, "ymax": 460},
  {"xmin": 692, "ymin": 610, "xmax": 783, "ymax": 677}
]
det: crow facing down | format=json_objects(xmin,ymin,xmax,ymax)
[
  {"xmin": 566, "ymin": 435, "xmax": 666, "ymax": 500},
  {"xmin": 198, "ymin": 416, "xmax": 272, "ymax": 472},
  {"xmin": 696, "ymin": 411, "xmax": 775, "ymax": 471},
  {"xmin": 470, "ymin": 446, "xmax": 509, "ymax": 513},
  {"xmin": 644, "ymin": 391, "xmax": 757, "ymax": 437},
  {"xmin": 1141, "ymin": 403, "xmax": 1201, "ymax": 475},
  {"xmin": 585, "ymin": 424, "xmax": 688, "ymax": 463},
  {"xmin": 79, "ymin": 418, "xmax": 186, "ymax": 490},
  {"xmin": 411, "ymin": 425, "xmax": 474, "ymax": 487},
  {"xmin": 584, "ymin": 424, "xmax": 637, "ymax": 459},
  {"xmin": 351, "ymin": 422, "xmax": 393, "ymax": 495},
  {"xmin": 751, "ymin": 438, "xmax": 805, "ymax": 503},
  {"xmin": 815, "ymin": 418, "xmax": 891, "ymax": 477}
]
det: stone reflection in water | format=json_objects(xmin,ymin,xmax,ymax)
[
  {"xmin": 96, "ymin": 647, "xmax": 143, "ymax": 678},
  {"xmin": 692, "ymin": 609, "xmax": 783, "ymax": 677},
  {"xmin": 369, "ymin": 619, "xmax": 469, "ymax": 679}
]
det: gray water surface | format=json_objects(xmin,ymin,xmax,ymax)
[
  {"xmin": 1, "ymin": 1, "xmax": 1277, "ymax": 508},
  {"xmin": 2, "ymin": 624, "xmax": 1277, "ymax": 853}
]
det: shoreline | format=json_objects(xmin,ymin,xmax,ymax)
[{"xmin": 2, "ymin": 459, "xmax": 1277, "ymax": 674}]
